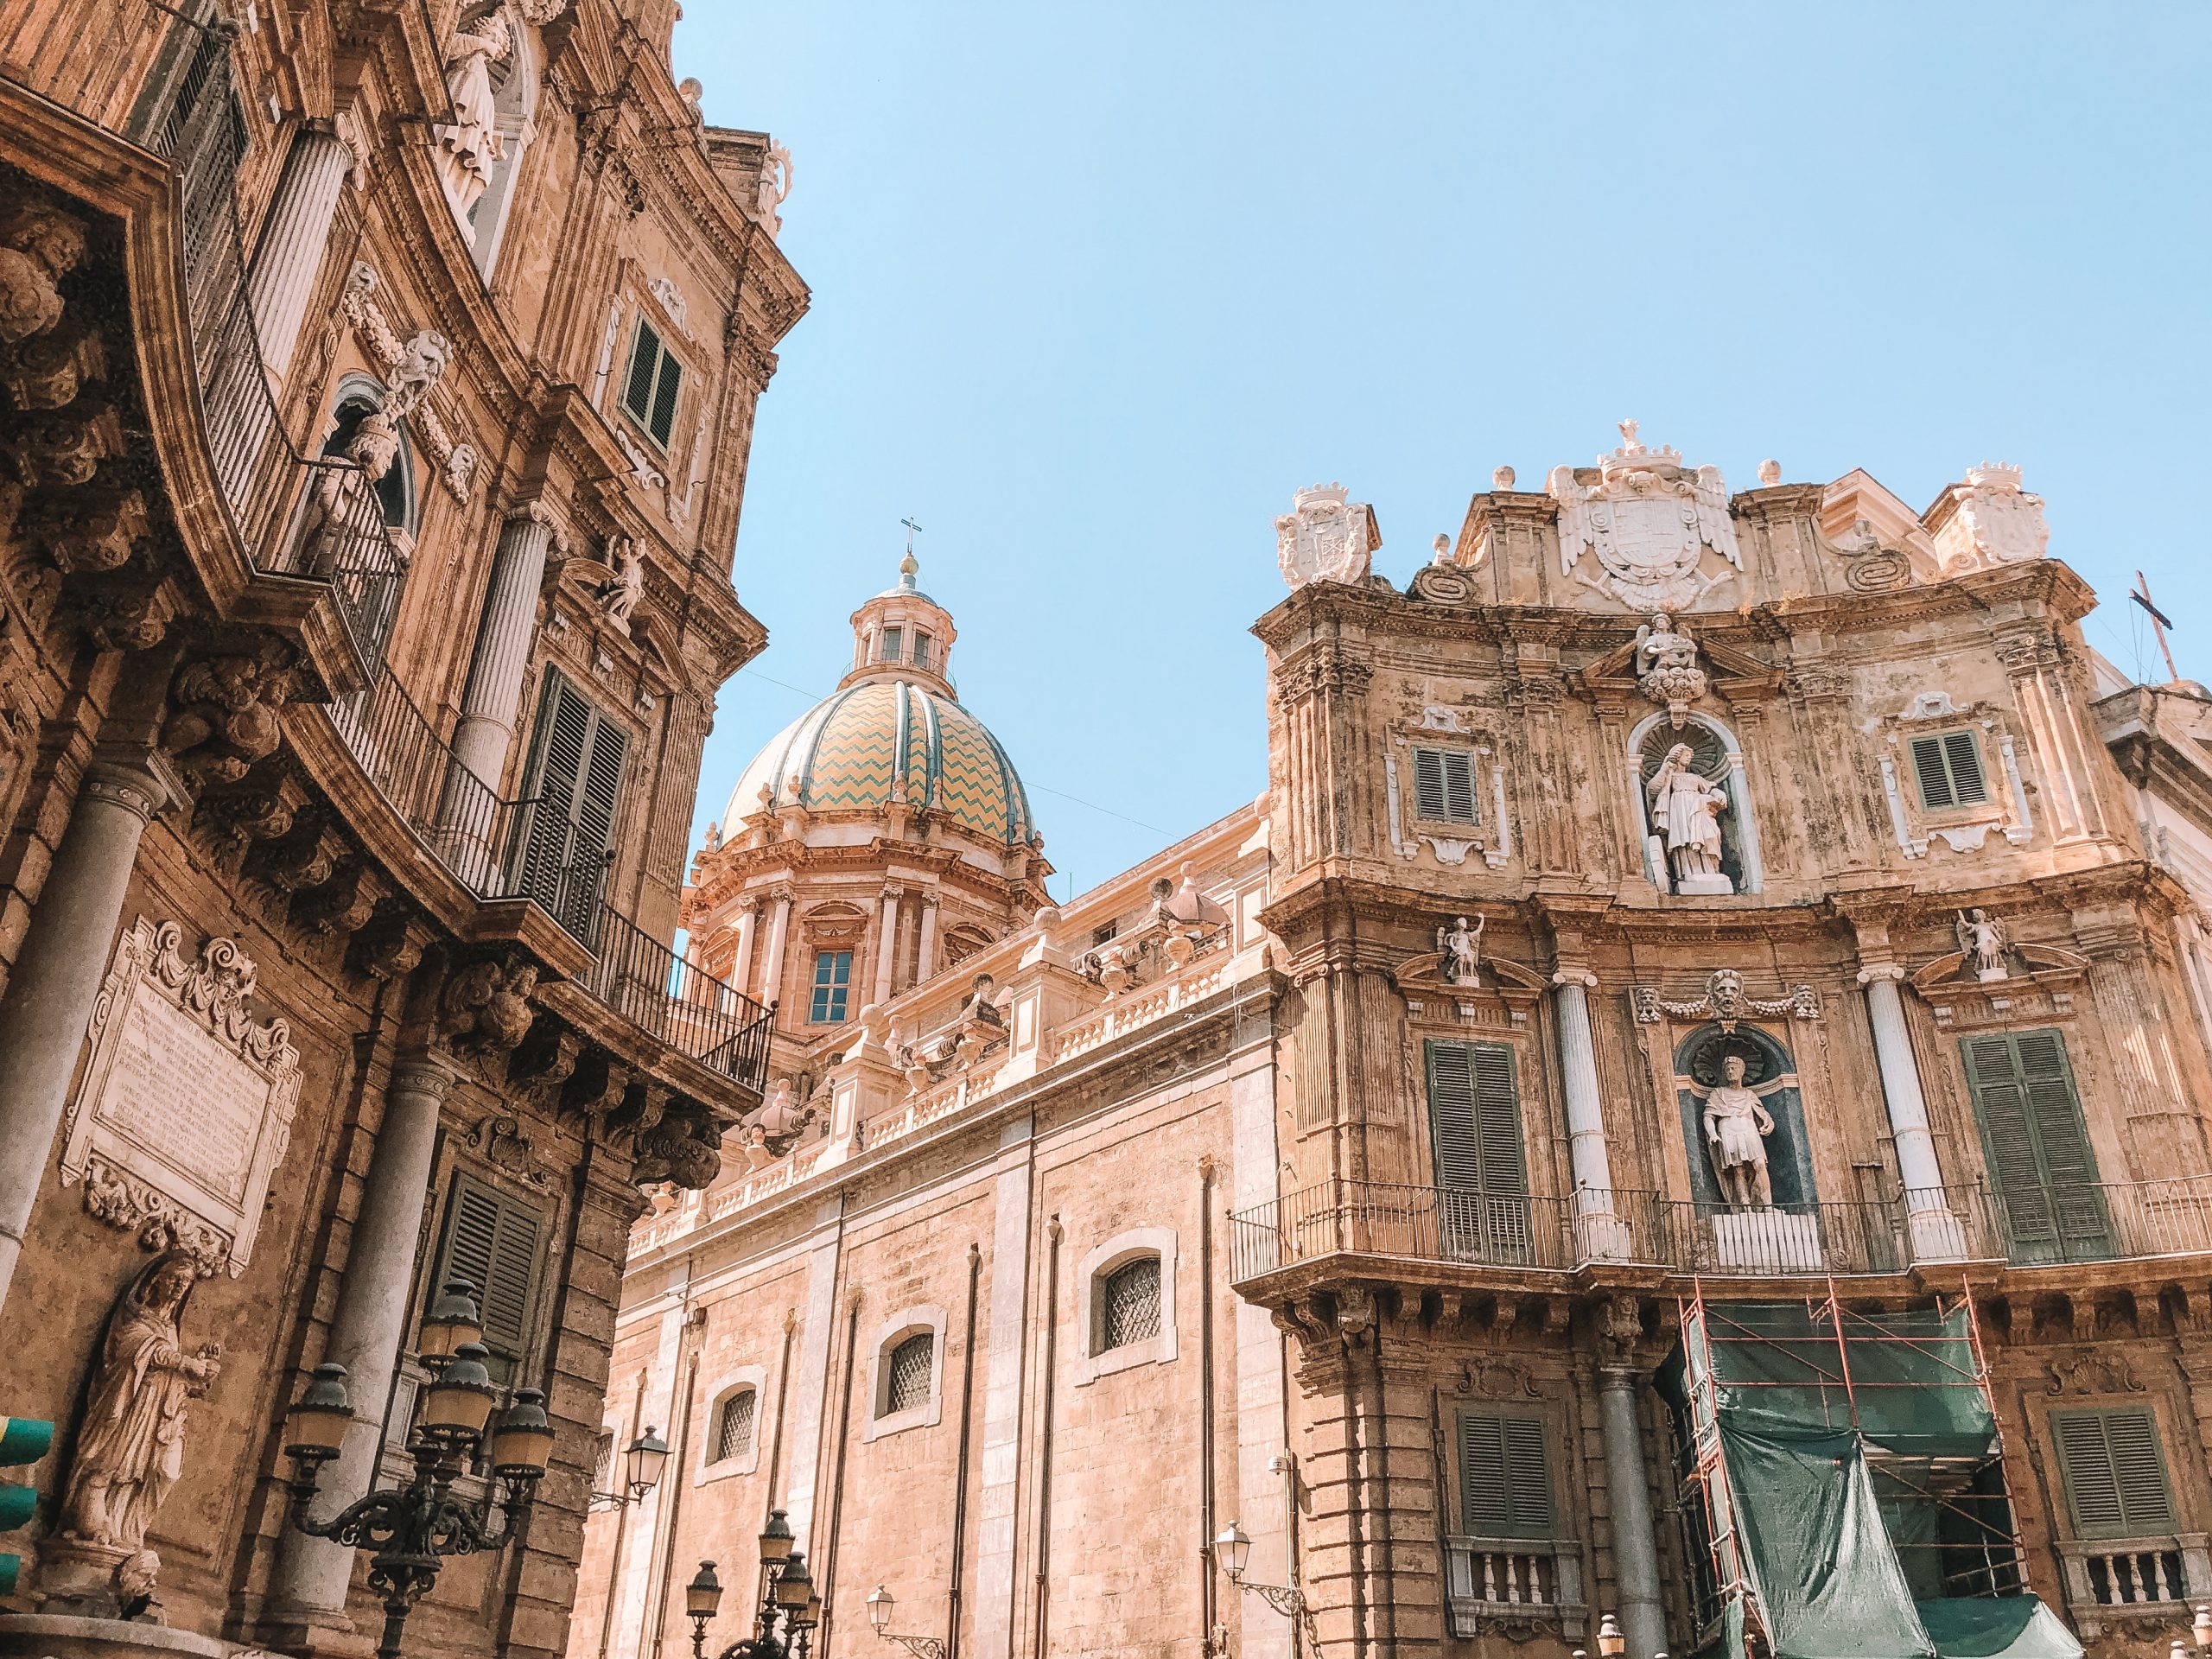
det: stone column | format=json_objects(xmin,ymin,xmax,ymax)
[
  {"xmin": 1596, "ymin": 1363, "xmax": 1666, "ymax": 1659},
  {"xmin": 1859, "ymin": 966, "xmax": 1967, "ymax": 1261},
  {"xmin": 0, "ymin": 748, "xmax": 176, "ymax": 1313},
  {"xmin": 1553, "ymin": 973, "xmax": 1630, "ymax": 1260},
  {"xmin": 727, "ymin": 897, "xmax": 761, "ymax": 1007},
  {"xmin": 915, "ymin": 892, "xmax": 939, "ymax": 984},
  {"xmin": 266, "ymin": 1050, "xmax": 456, "ymax": 1619},
  {"xmin": 247, "ymin": 124, "xmax": 353, "ymax": 383},
  {"xmin": 758, "ymin": 890, "xmax": 792, "ymax": 1014},
  {"xmin": 451, "ymin": 506, "xmax": 557, "ymax": 791},
  {"xmin": 870, "ymin": 884, "xmax": 902, "ymax": 1006}
]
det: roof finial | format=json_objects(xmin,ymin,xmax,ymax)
[{"xmin": 898, "ymin": 515, "xmax": 923, "ymax": 588}]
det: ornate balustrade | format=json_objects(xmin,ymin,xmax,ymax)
[
  {"xmin": 1444, "ymin": 1536, "xmax": 1586, "ymax": 1643},
  {"xmin": 2055, "ymin": 1533, "xmax": 2210, "ymax": 1643}
]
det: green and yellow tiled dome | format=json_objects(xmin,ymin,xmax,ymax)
[{"xmin": 727, "ymin": 678, "xmax": 1037, "ymax": 846}]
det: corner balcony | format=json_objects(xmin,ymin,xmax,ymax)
[{"xmin": 1228, "ymin": 1176, "xmax": 2212, "ymax": 1300}]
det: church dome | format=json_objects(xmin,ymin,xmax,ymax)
[{"xmin": 726, "ymin": 677, "xmax": 1037, "ymax": 846}]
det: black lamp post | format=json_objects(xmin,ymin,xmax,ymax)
[
  {"xmin": 279, "ymin": 1279, "xmax": 554, "ymax": 1659},
  {"xmin": 865, "ymin": 1586, "xmax": 947, "ymax": 1659},
  {"xmin": 684, "ymin": 1512, "xmax": 820, "ymax": 1659}
]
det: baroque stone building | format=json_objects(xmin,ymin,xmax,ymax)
[
  {"xmin": 0, "ymin": 5, "xmax": 798, "ymax": 1659},
  {"xmin": 581, "ymin": 435, "xmax": 2212, "ymax": 1659}
]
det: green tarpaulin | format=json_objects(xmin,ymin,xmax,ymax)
[{"xmin": 1682, "ymin": 1302, "xmax": 2082, "ymax": 1659}]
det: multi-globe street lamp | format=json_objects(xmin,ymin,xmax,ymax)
[
  {"xmin": 278, "ymin": 1279, "xmax": 556, "ymax": 1659},
  {"xmin": 683, "ymin": 1511, "xmax": 822, "ymax": 1659}
]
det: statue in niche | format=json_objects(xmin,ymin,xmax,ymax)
[
  {"xmin": 1645, "ymin": 742, "xmax": 1732, "ymax": 894},
  {"xmin": 60, "ymin": 1251, "xmax": 221, "ymax": 1554},
  {"xmin": 435, "ymin": 9, "xmax": 513, "ymax": 219},
  {"xmin": 1699, "ymin": 1054, "xmax": 1777, "ymax": 1210},
  {"xmin": 1956, "ymin": 908, "xmax": 2009, "ymax": 982},
  {"xmin": 1436, "ymin": 914, "xmax": 1484, "ymax": 986}
]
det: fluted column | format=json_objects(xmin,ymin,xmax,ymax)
[
  {"xmin": 915, "ymin": 891, "xmax": 940, "ymax": 984},
  {"xmin": 0, "ymin": 747, "xmax": 178, "ymax": 1313},
  {"xmin": 871, "ymin": 884, "xmax": 902, "ymax": 1006},
  {"xmin": 758, "ymin": 890, "xmax": 793, "ymax": 1014},
  {"xmin": 450, "ymin": 506, "xmax": 559, "ymax": 791},
  {"xmin": 728, "ymin": 896, "xmax": 761, "ymax": 1007},
  {"xmin": 1552, "ymin": 972, "xmax": 1630, "ymax": 1260},
  {"xmin": 1597, "ymin": 1363, "xmax": 1667, "ymax": 1659},
  {"xmin": 1859, "ymin": 965, "xmax": 1966, "ymax": 1260},
  {"xmin": 247, "ymin": 124, "xmax": 353, "ymax": 383},
  {"xmin": 267, "ymin": 1049, "xmax": 456, "ymax": 1618}
]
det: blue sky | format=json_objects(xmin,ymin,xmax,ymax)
[{"xmin": 676, "ymin": 4, "xmax": 2212, "ymax": 905}]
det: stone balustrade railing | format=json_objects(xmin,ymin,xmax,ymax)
[
  {"xmin": 1444, "ymin": 1536, "xmax": 1586, "ymax": 1643},
  {"xmin": 2055, "ymin": 1532, "xmax": 2209, "ymax": 1642}
]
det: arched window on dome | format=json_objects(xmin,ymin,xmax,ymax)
[{"xmin": 1628, "ymin": 712, "xmax": 1765, "ymax": 896}]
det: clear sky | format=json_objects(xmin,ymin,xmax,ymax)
[{"xmin": 674, "ymin": 4, "xmax": 2212, "ymax": 906}]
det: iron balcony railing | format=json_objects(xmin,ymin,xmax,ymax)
[
  {"xmin": 1229, "ymin": 1177, "xmax": 2212, "ymax": 1286},
  {"xmin": 3, "ymin": 0, "xmax": 409, "ymax": 668}
]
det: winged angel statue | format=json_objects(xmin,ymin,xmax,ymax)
[{"xmin": 1548, "ymin": 421, "xmax": 1741, "ymax": 612}]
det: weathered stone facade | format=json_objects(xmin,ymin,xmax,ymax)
[
  {"xmin": 0, "ymin": 7, "xmax": 798, "ymax": 1659},
  {"xmin": 588, "ymin": 438, "xmax": 2212, "ymax": 1659}
]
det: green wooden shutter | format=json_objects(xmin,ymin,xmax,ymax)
[
  {"xmin": 1414, "ymin": 747, "xmax": 1447, "ymax": 820},
  {"xmin": 1443, "ymin": 750, "xmax": 1477, "ymax": 822},
  {"xmin": 622, "ymin": 321, "xmax": 662, "ymax": 426},
  {"xmin": 1427, "ymin": 1041, "xmax": 1530, "ymax": 1262},
  {"xmin": 1910, "ymin": 735, "xmax": 1956, "ymax": 808},
  {"xmin": 517, "ymin": 671, "xmax": 629, "ymax": 936},
  {"xmin": 435, "ymin": 1173, "xmax": 546, "ymax": 1383},
  {"xmin": 1942, "ymin": 730, "xmax": 1990, "ymax": 804},
  {"xmin": 1412, "ymin": 747, "xmax": 1477, "ymax": 823},
  {"xmin": 1459, "ymin": 1413, "xmax": 1555, "ymax": 1540},
  {"xmin": 2052, "ymin": 1409, "xmax": 2174, "ymax": 1539},
  {"xmin": 1961, "ymin": 1029, "xmax": 2108, "ymax": 1262},
  {"xmin": 648, "ymin": 353, "xmax": 683, "ymax": 447}
]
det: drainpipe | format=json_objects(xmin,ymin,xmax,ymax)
[
  {"xmin": 1030, "ymin": 1216, "xmax": 1063, "ymax": 1658},
  {"xmin": 948, "ymin": 1243, "xmax": 982, "ymax": 1658},
  {"xmin": 1198, "ymin": 1157, "xmax": 1219, "ymax": 1647}
]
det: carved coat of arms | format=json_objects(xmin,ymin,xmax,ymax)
[
  {"xmin": 1549, "ymin": 421, "xmax": 1741, "ymax": 611},
  {"xmin": 1275, "ymin": 482, "xmax": 1374, "ymax": 589}
]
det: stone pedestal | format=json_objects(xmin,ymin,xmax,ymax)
[
  {"xmin": 1711, "ymin": 1208, "xmax": 1823, "ymax": 1273},
  {"xmin": 0, "ymin": 1616, "xmax": 243, "ymax": 1659},
  {"xmin": 1674, "ymin": 872, "xmax": 1734, "ymax": 896}
]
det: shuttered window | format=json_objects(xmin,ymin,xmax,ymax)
[
  {"xmin": 515, "ymin": 669, "xmax": 629, "ymax": 939},
  {"xmin": 1427, "ymin": 1040, "xmax": 1532, "ymax": 1264},
  {"xmin": 2051, "ymin": 1409, "xmax": 2174, "ymax": 1541},
  {"xmin": 1910, "ymin": 729, "xmax": 1989, "ymax": 810},
  {"xmin": 711, "ymin": 1389, "xmax": 757, "ymax": 1464},
  {"xmin": 620, "ymin": 317, "xmax": 683, "ymax": 449},
  {"xmin": 1459, "ymin": 1413, "xmax": 1554, "ymax": 1540},
  {"xmin": 433, "ymin": 1173, "xmax": 546, "ymax": 1384},
  {"xmin": 1413, "ymin": 746, "xmax": 1478, "ymax": 823},
  {"xmin": 1960, "ymin": 1029, "xmax": 2111, "ymax": 1262}
]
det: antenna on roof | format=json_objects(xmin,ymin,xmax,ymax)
[{"xmin": 2133, "ymin": 570, "xmax": 2179, "ymax": 684}]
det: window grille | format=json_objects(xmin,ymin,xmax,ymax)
[
  {"xmin": 712, "ymin": 1389, "xmax": 757, "ymax": 1464},
  {"xmin": 885, "ymin": 1333, "xmax": 934, "ymax": 1414},
  {"xmin": 879, "ymin": 626, "xmax": 903, "ymax": 664},
  {"xmin": 1098, "ymin": 1256, "xmax": 1162, "ymax": 1351}
]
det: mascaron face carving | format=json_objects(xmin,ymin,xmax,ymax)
[
  {"xmin": 1549, "ymin": 420, "xmax": 1741, "ymax": 611},
  {"xmin": 1275, "ymin": 482, "xmax": 1373, "ymax": 589}
]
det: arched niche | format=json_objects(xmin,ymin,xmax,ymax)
[
  {"xmin": 1672, "ymin": 1023, "xmax": 1815, "ymax": 1210},
  {"xmin": 1628, "ymin": 709, "xmax": 1765, "ymax": 895},
  {"xmin": 461, "ymin": 3, "xmax": 537, "ymax": 275},
  {"xmin": 321, "ymin": 372, "xmax": 418, "ymax": 537}
]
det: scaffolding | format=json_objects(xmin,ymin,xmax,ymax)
[{"xmin": 1669, "ymin": 1279, "xmax": 2082, "ymax": 1659}]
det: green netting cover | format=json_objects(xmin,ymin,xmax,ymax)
[{"xmin": 1916, "ymin": 1598, "xmax": 2082, "ymax": 1658}]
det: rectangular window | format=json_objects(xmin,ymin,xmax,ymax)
[
  {"xmin": 1910, "ymin": 728, "xmax": 1989, "ymax": 810},
  {"xmin": 433, "ymin": 1172, "xmax": 547, "ymax": 1385},
  {"xmin": 620, "ymin": 317, "xmax": 683, "ymax": 449},
  {"xmin": 1459, "ymin": 1412, "xmax": 1554, "ymax": 1539},
  {"xmin": 712, "ymin": 1391, "xmax": 757, "ymax": 1464},
  {"xmin": 1413, "ymin": 746, "xmax": 1478, "ymax": 823},
  {"xmin": 912, "ymin": 631, "xmax": 932, "ymax": 669},
  {"xmin": 1960, "ymin": 1029, "xmax": 2110, "ymax": 1262},
  {"xmin": 810, "ymin": 950, "xmax": 853, "ymax": 1023},
  {"xmin": 2051, "ymin": 1408, "xmax": 2175, "ymax": 1540},
  {"xmin": 514, "ymin": 669, "xmax": 629, "ymax": 940},
  {"xmin": 1426, "ymin": 1040, "xmax": 1531, "ymax": 1263},
  {"xmin": 879, "ymin": 626, "xmax": 903, "ymax": 664}
]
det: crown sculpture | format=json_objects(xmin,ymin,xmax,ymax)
[{"xmin": 1276, "ymin": 482, "xmax": 1375, "ymax": 590}]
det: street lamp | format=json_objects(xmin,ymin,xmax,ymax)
[
  {"xmin": 690, "ymin": 1514, "xmax": 817, "ymax": 1659},
  {"xmin": 279, "ymin": 1280, "xmax": 552, "ymax": 1659},
  {"xmin": 866, "ymin": 1585, "xmax": 948, "ymax": 1659},
  {"xmin": 1597, "ymin": 1611, "xmax": 1626, "ymax": 1657},
  {"xmin": 1214, "ymin": 1520, "xmax": 1319, "ymax": 1654},
  {"xmin": 2195, "ymin": 1604, "xmax": 2212, "ymax": 1651},
  {"xmin": 593, "ymin": 1426, "xmax": 670, "ymax": 1509}
]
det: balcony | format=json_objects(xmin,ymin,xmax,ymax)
[
  {"xmin": 1228, "ymin": 1178, "xmax": 2212, "ymax": 1290},
  {"xmin": 2056, "ymin": 1533, "xmax": 2210, "ymax": 1643},
  {"xmin": 1445, "ymin": 1536, "xmax": 1587, "ymax": 1643}
]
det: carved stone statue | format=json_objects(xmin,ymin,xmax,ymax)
[
  {"xmin": 1956, "ymin": 907, "xmax": 2008, "ymax": 982},
  {"xmin": 1645, "ymin": 744, "xmax": 1732, "ymax": 894},
  {"xmin": 435, "ymin": 10, "xmax": 512, "ymax": 219},
  {"xmin": 1633, "ymin": 613, "xmax": 1707, "ymax": 727},
  {"xmin": 757, "ymin": 141, "xmax": 793, "ymax": 236},
  {"xmin": 1700, "ymin": 1055, "xmax": 1775, "ymax": 1210},
  {"xmin": 60, "ymin": 1252, "xmax": 220, "ymax": 1555},
  {"xmin": 0, "ymin": 200, "xmax": 86, "ymax": 344},
  {"xmin": 1437, "ymin": 915, "xmax": 1483, "ymax": 985},
  {"xmin": 598, "ymin": 537, "xmax": 645, "ymax": 634}
]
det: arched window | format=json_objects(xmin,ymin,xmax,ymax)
[
  {"xmin": 884, "ymin": 1333, "xmax": 933, "ymax": 1414},
  {"xmin": 321, "ymin": 385, "xmax": 416, "ymax": 536},
  {"xmin": 1096, "ymin": 1255, "xmax": 1161, "ymax": 1351},
  {"xmin": 695, "ymin": 1367, "xmax": 767, "ymax": 1482},
  {"xmin": 711, "ymin": 1387, "xmax": 756, "ymax": 1463}
]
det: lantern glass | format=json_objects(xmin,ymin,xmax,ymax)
[
  {"xmin": 625, "ymin": 1427, "xmax": 670, "ymax": 1497},
  {"xmin": 759, "ymin": 1510, "xmax": 794, "ymax": 1564},
  {"xmin": 1215, "ymin": 1522, "xmax": 1252, "ymax": 1580},
  {"xmin": 489, "ymin": 1388, "xmax": 555, "ymax": 1476},
  {"xmin": 1597, "ymin": 1612, "xmax": 1625, "ymax": 1658},
  {"xmin": 685, "ymin": 1561, "xmax": 723, "ymax": 1621},
  {"xmin": 2195, "ymin": 1604, "xmax": 2212, "ymax": 1649},
  {"xmin": 419, "ymin": 1278, "xmax": 483, "ymax": 1362},
  {"xmin": 867, "ymin": 1586, "xmax": 893, "ymax": 1631},
  {"xmin": 284, "ymin": 1362, "xmax": 355, "ymax": 1459},
  {"xmin": 422, "ymin": 1342, "xmax": 497, "ymax": 1437},
  {"xmin": 774, "ymin": 1552, "xmax": 812, "ymax": 1609}
]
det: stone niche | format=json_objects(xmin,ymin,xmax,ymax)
[{"xmin": 58, "ymin": 918, "xmax": 301, "ymax": 1277}]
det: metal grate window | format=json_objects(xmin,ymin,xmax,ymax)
[
  {"xmin": 712, "ymin": 1389, "xmax": 757, "ymax": 1464},
  {"xmin": 885, "ymin": 1333, "xmax": 934, "ymax": 1414},
  {"xmin": 1098, "ymin": 1256, "xmax": 1162, "ymax": 1351}
]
